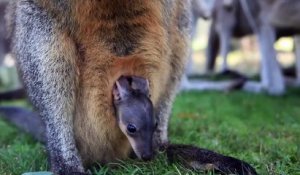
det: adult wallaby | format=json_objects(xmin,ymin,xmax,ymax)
[{"xmin": 6, "ymin": 0, "xmax": 191, "ymax": 174}]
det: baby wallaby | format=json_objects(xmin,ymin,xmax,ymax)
[
  {"xmin": 113, "ymin": 76, "xmax": 155, "ymax": 161},
  {"xmin": 113, "ymin": 76, "xmax": 257, "ymax": 175}
]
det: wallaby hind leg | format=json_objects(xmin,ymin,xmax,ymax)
[
  {"xmin": 12, "ymin": 2, "xmax": 85, "ymax": 174},
  {"xmin": 285, "ymin": 35, "xmax": 300, "ymax": 87},
  {"xmin": 258, "ymin": 23, "xmax": 285, "ymax": 95},
  {"xmin": 295, "ymin": 35, "xmax": 300, "ymax": 86},
  {"xmin": 219, "ymin": 28, "xmax": 232, "ymax": 72},
  {"xmin": 206, "ymin": 22, "xmax": 220, "ymax": 74},
  {"xmin": 243, "ymin": 22, "xmax": 285, "ymax": 95}
]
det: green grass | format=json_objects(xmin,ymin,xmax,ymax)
[{"xmin": 1, "ymin": 89, "xmax": 300, "ymax": 175}]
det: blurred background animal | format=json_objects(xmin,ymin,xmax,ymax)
[
  {"xmin": 203, "ymin": 0, "xmax": 300, "ymax": 95},
  {"xmin": 0, "ymin": 1, "xmax": 9, "ymax": 64},
  {"xmin": 180, "ymin": 0, "xmax": 244, "ymax": 92}
]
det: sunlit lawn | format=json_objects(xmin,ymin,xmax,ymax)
[{"xmin": 1, "ymin": 89, "xmax": 300, "ymax": 175}]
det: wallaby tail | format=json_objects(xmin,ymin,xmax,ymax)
[
  {"xmin": 0, "ymin": 106, "xmax": 45, "ymax": 143},
  {"xmin": 166, "ymin": 144, "xmax": 257, "ymax": 175},
  {"xmin": 0, "ymin": 88, "xmax": 26, "ymax": 100}
]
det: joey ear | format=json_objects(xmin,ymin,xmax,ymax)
[
  {"xmin": 113, "ymin": 78, "xmax": 131, "ymax": 101},
  {"xmin": 130, "ymin": 76, "xmax": 150, "ymax": 96}
]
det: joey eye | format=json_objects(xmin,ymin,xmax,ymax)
[{"xmin": 127, "ymin": 124, "xmax": 137, "ymax": 133}]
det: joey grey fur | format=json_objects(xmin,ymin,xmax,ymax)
[{"xmin": 113, "ymin": 76, "xmax": 155, "ymax": 161}]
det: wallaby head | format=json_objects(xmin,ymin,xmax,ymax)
[{"xmin": 113, "ymin": 76, "xmax": 155, "ymax": 161}]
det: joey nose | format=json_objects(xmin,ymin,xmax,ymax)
[{"xmin": 141, "ymin": 153, "xmax": 153, "ymax": 161}]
